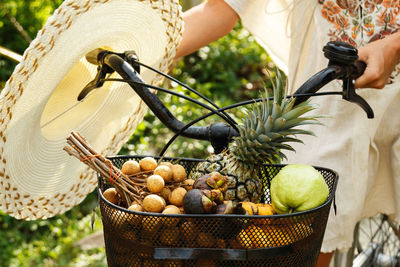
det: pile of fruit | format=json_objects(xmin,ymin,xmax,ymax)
[
  {"xmin": 103, "ymin": 157, "xmax": 329, "ymax": 218},
  {"xmin": 102, "ymin": 156, "xmax": 278, "ymax": 216},
  {"xmin": 102, "ymin": 157, "xmax": 190, "ymax": 214}
]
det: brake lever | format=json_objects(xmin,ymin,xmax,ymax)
[
  {"xmin": 342, "ymin": 60, "xmax": 374, "ymax": 118},
  {"xmin": 342, "ymin": 78, "xmax": 374, "ymax": 118},
  {"xmin": 323, "ymin": 41, "xmax": 374, "ymax": 119},
  {"xmin": 77, "ymin": 66, "xmax": 108, "ymax": 101},
  {"xmin": 78, "ymin": 49, "xmax": 141, "ymax": 101}
]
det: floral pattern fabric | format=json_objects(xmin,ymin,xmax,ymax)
[{"xmin": 319, "ymin": 0, "xmax": 400, "ymax": 81}]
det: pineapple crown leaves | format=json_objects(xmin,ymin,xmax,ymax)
[{"xmin": 230, "ymin": 73, "xmax": 322, "ymax": 165}]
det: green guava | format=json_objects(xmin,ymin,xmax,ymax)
[{"xmin": 270, "ymin": 164, "xmax": 329, "ymax": 214}]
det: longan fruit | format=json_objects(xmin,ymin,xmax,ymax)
[
  {"xmin": 102, "ymin": 188, "xmax": 120, "ymax": 205},
  {"xmin": 171, "ymin": 164, "xmax": 186, "ymax": 182},
  {"xmin": 153, "ymin": 165, "xmax": 173, "ymax": 182},
  {"xmin": 121, "ymin": 160, "xmax": 140, "ymax": 175},
  {"xmin": 169, "ymin": 187, "xmax": 187, "ymax": 207},
  {"xmin": 109, "ymin": 210, "xmax": 128, "ymax": 229},
  {"xmin": 146, "ymin": 174, "xmax": 165, "ymax": 193},
  {"xmin": 180, "ymin": 220, "xmax": 198, "ymax": 242},
  {"xmin": 159, "ymin": 161, "xmax": 173, "ymax": 168},
  {"xmin": 160, "ymin": 228, "xmax": 180, "ymax": 246},
  {"xmin": 139, "ymin": 157, "xmax": 158, "ymax": 171},
  {"xmin": 179, "ymin": 206, "xmax": 185, "ymax": 214},
  {"xmin": 196, "ymin": 232, "xmax": 216, "ymax": 248},
  {"xmin": 142, "ymin": 194, "xmax": 165, "ymax": 213},
  {"xmin": 162, "ymin": 205, "xmax": 181, "ymax": 227},
  {"xmin": 160, "ymin": 187, "xmax": 171, "ymax": 202},
  {"xmin": 141, "ymin": 217, "xmax": 161, "ymax": 238},
  {"xmin": 141, "ymin": 220, "xmax": 163, "ymax": 246},
  {"xmin": 127, "ymin": 204, "xmax": 143, "ymax": 226},
  {"xmin": 163, "ymin": 205, "xmax": 181, "ymax": 214},
  {"xmin": 160, "ymin": 195, "xmax": 167, "ymax": 207},
  {"xmin": 128, "ymin": 203, "xmax": 144, "ymax": 212},
  {"xmin": 181, "ymin": 178, "xmax": 195, "ymax": 191}
]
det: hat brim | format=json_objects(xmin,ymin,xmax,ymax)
[{"xmin": 0, "ymin": 0, "xmax": 182, "ymax": 220}]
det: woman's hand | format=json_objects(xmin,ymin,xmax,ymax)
[{"xmin": 354, "ymin": 31, "xmax": 400, "ymax": 89}]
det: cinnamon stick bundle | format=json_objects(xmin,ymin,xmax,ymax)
[{"xmin": 63, "ymin": 131, "xmax": 147, "ymax": 206}]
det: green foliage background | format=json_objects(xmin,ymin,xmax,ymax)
[
  {"xmin": 0, "ymin": 0, "xmax": 64, "ymax": 88},
  {"xmin": 0, "ymin": 1, "xmax": 275, "ymax": 266}
]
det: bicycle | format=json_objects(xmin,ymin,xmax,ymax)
[
  {"xmin": 333, "ymin": 214, "xmax": 400, "ymax": 267},
  {"xmin": 77, "ymin": 40, "xmax": 392, "ymax": 266},
  {"xmin": 4, "ymin": 34, "xmax": 398, "ymax": 265}
]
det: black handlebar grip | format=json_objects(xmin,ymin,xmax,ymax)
[{"xmin": 352, "ymin": 60, "xmax": 366, "ymax": 79}]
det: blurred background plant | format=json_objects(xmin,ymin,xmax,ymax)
[{"xmin": 0, "ymin": 0, "xmax": 277, "ymax": 265}]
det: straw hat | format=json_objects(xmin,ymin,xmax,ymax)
[{"xmin": 0, "ymin": 0, "xmax": 182, "ymax": 220}]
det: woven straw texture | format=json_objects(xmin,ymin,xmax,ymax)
[{"xmin": 0, "ymin": 0, "xmax": 182, "ymax": 220}]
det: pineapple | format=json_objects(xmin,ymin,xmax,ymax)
[{"xmin": 193, "ymin": 76, "xmax": 320, "ymax": 203}]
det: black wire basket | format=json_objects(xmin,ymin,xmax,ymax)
[{"xmin": 98, "ymin": 155, "xmax": 338, "ymax": 267}]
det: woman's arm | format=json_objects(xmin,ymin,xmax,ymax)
[
  {"xmin": 175, "ymin": 0, "xmax": 239, "ymax": 59},
  {"xmin": 355, "ymin": 31, "xmax": 400, "ymax": 89}
]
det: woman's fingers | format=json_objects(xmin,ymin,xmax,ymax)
[
  {"xmin": 354, "ymin": 56, "xmax": 386, "ymax": 89},
  {"xmin": 354, "ymin": 32, "xmax": 400, "ymax": 89}
]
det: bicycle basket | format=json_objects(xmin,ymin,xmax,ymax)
[{"xmin": 98, "ymin": 155, "xmax": 338, "ymax": 267}]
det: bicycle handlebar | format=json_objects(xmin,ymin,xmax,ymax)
[
  {"xmin": 84, "ymin": 50, "xmax": 239, "ymax": 153},
  {"xmin": 104, "ymin": 53, "xmax": 218, "ymax": 141},
  {"xmin": 79, "ymin": 41, "xmax": 374, "ymax": 154}
]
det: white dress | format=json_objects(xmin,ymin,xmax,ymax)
[{"xmin": 225, "ymin": 0, "xmax": 400, "ymax": 253}]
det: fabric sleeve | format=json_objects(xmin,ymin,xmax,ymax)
[
  {"xmin": 223, "ymin": 0, "xmax": 291, "ymax": 74},
  {"xmin": 224, "ymin": 0, "xmax": 250, "ymax": 16}
]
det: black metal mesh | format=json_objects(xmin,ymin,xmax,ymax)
[{"xmin": 98, "ymin": 156, "xmax": 338, "ymax": 267}]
